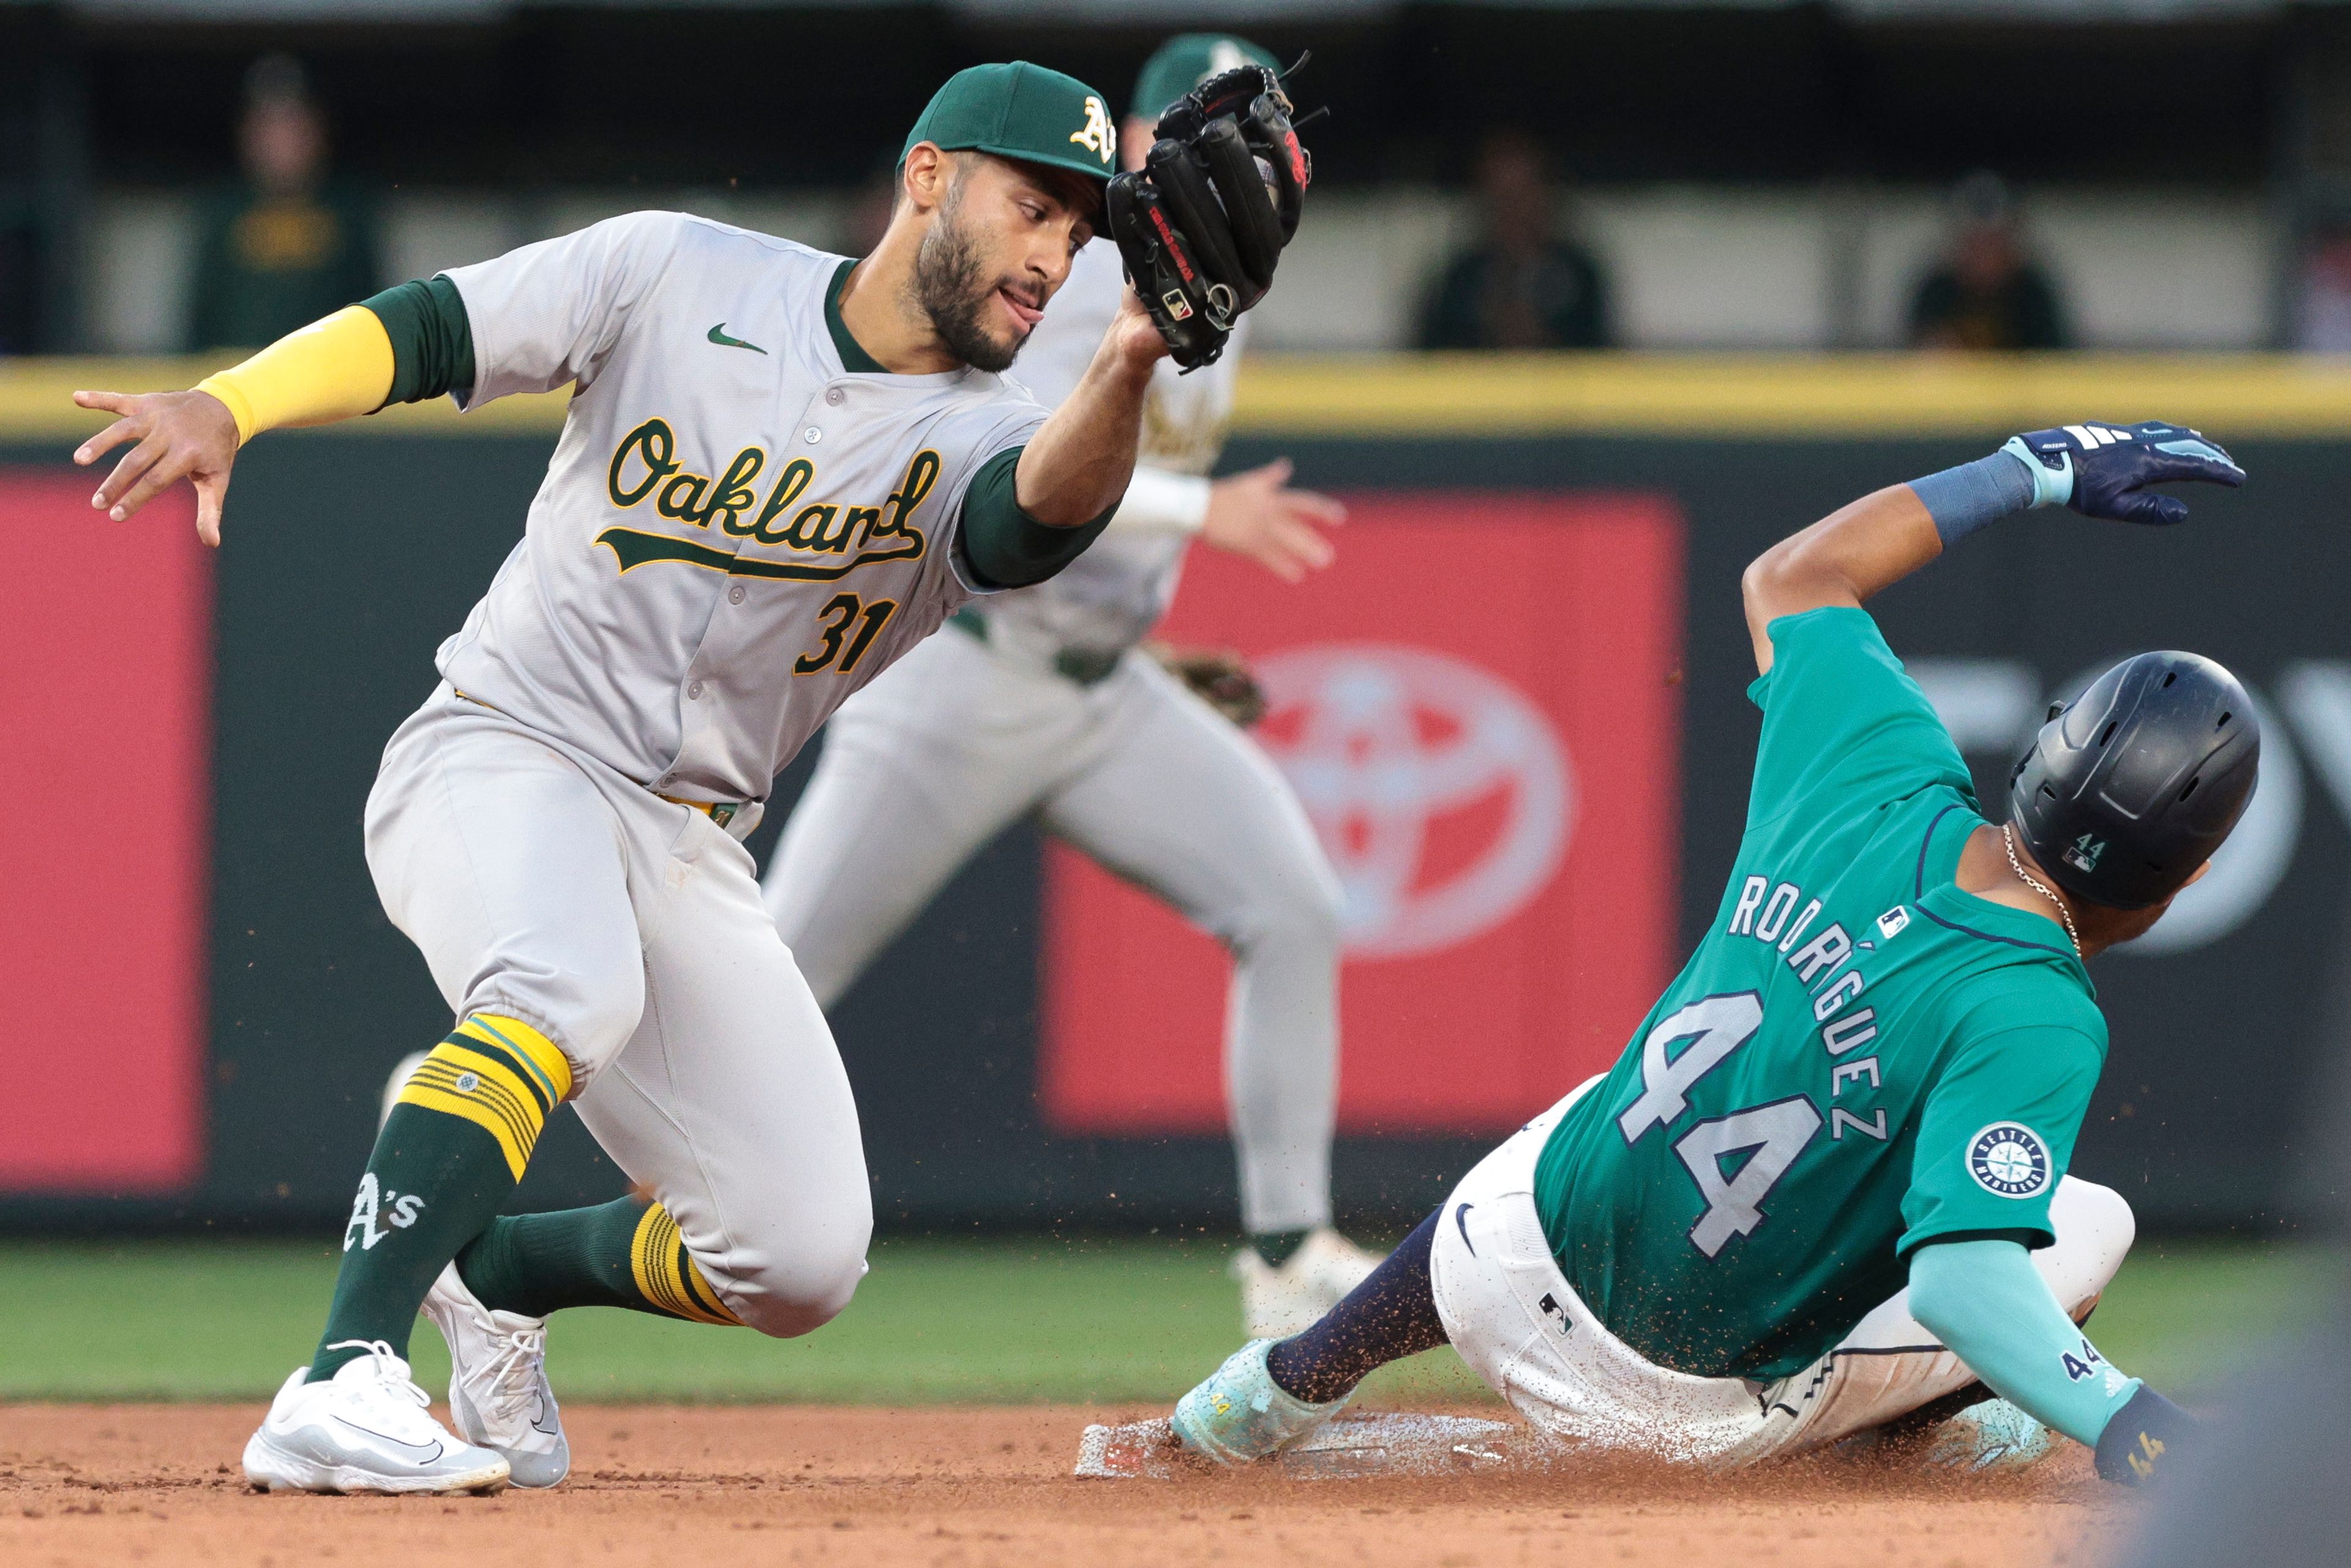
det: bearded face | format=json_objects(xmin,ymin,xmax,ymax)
[
  {"xmin": 909, "ymin": 184, "xmax": 1029, "ymax": 373},
  {"xmin": 905, "ymin": 157, "xmax": 1089, "ymax": 373}
]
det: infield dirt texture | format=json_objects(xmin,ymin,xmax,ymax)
[
  {"xmin": 0, "ymin": 1236, "xmax": 2311, "ymax": 1566},
  {"xmin": 3, "ymin": 1403, "xmax": 2126, "ymax": 1568}
]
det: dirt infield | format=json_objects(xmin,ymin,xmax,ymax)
[{"xmin": 1, "ymin": 1403, "xmax": 2129, "ymax": 1567}]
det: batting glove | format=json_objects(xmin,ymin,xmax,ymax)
[
  {"xmin": 2003, "ymin": 420, "xmax": 2245, "ymax": 525},
  {"xmin": 2093, "ymin": 1384, "xmax": 2197, "ymax": 1486}
]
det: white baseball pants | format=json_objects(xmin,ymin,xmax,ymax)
[
  {"xmin": 364, "ymin": 686, "xmax": 872, "ymax": 1337},
  {"xmin": 762, "ymin": 623, "xmax": 1346, "ymax": 1234},
  {"xmin": 1429, "ymin": 1080, "xmax": 2135, "ymax": 1466}
]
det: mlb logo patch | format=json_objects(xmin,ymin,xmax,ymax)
[
  {"xmin": 1876, "ymin": 906, "xmax": 1910, "ymax": 939},
  {"xmin": 2062, "ymin": 834, "xmax": 2106, "ymax": 875}
]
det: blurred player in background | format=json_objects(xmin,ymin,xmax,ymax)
[
  {"xmin": 1166, "ymin": 418, "xmax": 2251, "ymax": 1484},
  {"xmin": 760, "ymin": 33, "xmax": 1374, "ymax": 1338}
]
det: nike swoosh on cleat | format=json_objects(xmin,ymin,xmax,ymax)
[
  {"xmin": 1455, "ymin": 1201, "xmax": 1476, "ymax": 1256},
  {"xmin": 531, "ymin": 1397, "xmax": 560, "ymax": 1436},
  {"xmin": 707, "ymin": 323, "xmax": 767, "ymax": 354},
  {"xmin": 330, "ymin": 1417, "xmax": 444, "ymax": 1463}
]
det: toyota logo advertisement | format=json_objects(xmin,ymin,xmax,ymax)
[
  {"xmin": 1041, "ymin": 495, "xmax": 1684, "ymax": 1135},
  {"xmin": 1257, "ymin": 643, "xmax": 1574, "ymax": 961}
]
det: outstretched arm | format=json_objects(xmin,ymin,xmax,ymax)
[
  {"xmin": 1909, "ymin": 1238, "xmax": 2191, "ymax": 1484},
  {"xmin": 73, "ymin": 277, "xmax": 473, "ymax": 546},
  {"xmin": 1740, "ymin": 421, "xmax": 2245, "ymax": 676}
]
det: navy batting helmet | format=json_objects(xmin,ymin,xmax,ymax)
[{"xmin": 2006, "ymin": 651, "xmax": 2260, "ymax": 910}]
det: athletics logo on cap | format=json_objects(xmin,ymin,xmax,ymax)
[
  {"xmin": 1967, "ymin": 1122, "xmax": 2052, "ymax": 1198},
  {"xmin": 1070, "ymin": 96, "xmax": 1114, "ymax": 163}
]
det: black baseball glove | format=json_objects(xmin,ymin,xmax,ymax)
[{"xmin": 1106, "ymin": 64, "xmax": 1312, "ymax": 371}]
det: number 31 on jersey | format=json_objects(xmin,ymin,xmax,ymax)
[{"xmin": 794, "ymin": 593, "xmax": 897, "ymax": 676}]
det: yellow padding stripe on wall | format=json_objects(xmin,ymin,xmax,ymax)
[
  {"xmin": 19, "ymin": 354, "xmax": 2351, "ymax": 440},
  {"xmin": 629, "ymin": 1203, "xmax": 744, "ymax": 1327}
]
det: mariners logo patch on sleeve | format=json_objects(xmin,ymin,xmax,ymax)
[{"xmin": 1967, "ymin": 1122, "xmax": 2052, "ymax": 1198}]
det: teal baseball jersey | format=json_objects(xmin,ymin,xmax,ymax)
[{"xmin": 1531, "ymin": 607, "xmax": 2107, "ymax": 1382}]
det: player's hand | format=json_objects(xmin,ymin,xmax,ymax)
[
  {"xmin": 72, "ymin": 388, "xmax": 241, "ymax": 546},
  {"xmin": 1108, "ymin": 287, "xmax": 1172, "ymax": 371},
  {"xmin": 2093, "ymin": 1385, "xmax": 2195, "ymax": 1486},
  {"xmin": 2003, "ymin": 419, "xmax": 2244, "ymax": 527},
  {"xmin": 1201, "ymin": 459, "xmax": 1344, "ymax": 583}
]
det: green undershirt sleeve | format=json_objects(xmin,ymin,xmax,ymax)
[
  {"xmin": 362, "ymin": 276, "xmax": 476, "ymax": 407},
  {"xmin": 1907, "ymin": 1237, "xmax": 2143, "ymax": 1448},
  {"xmin": 956, "ymin": 446, "xmax": 1117, "ymax": 590}
]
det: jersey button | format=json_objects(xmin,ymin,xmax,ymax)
[
  {"xmin": 802, "ymin": 426, "xmax": 822, "ymax": 445},
  {"xmin": 824, "ymin": 388, "xmax": 846, "ymax": 406},
  {"xmin": 727, "ymin": 585, "xmax": 746, "ymax": 604},
  {"xmin": 686, "ymin": 681, "xmax": 704, "ymax": 700}
]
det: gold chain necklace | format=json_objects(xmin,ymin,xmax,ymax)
[{"xmin": 2003, "ymin": 824, "xmax": 2082, "ymax": 957}]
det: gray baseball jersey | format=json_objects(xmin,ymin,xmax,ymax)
[
  {"xmin": 979, "ymin": 236, "xmax": 1245, "ymax": 655},
  {"xmin": 438, "ymin": 210, "xmax": 1046, "ymax": 805}
]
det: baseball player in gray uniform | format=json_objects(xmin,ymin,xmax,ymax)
[
  {"xmin": 762, "ymin": 36, "xmax": 1376, "ymax": 1339},
  {"xmin": 69, "ymin": 62, "xmax": 1238, "ymax": 1495}
]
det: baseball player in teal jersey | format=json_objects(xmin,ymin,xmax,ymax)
[
  {"xmin": 68, "ymin": 62, "xmax": 1273, "ymax": 1496},
  {"xmin": 1164, "ymin": 418, "xmax": 2255, "ymax": 1485}
]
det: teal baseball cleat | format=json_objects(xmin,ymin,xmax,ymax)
[{"xmin": 1170, "ymin": 1340, "xmax": 1351, "ymax": 1466}]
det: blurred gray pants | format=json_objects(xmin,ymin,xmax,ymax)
[{"xmin": 762, "ymin": 625, "xmax": 1345, "ymax": 1234}]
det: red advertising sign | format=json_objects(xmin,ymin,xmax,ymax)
[
  {"xmin": 0, "ymin": 473, "xmax": 210, "ymax": 1191},
  {"xmin": 1041, "ymin": 493, "xmax": 1683, "ymax": 1135}
]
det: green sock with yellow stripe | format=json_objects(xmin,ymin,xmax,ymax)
[
  {"xmin": 308, "ymin": 1014, "xmax": 574, "ymax": 1381},
  {"xmin": 455, "ymin": 1195, "xmax": 744, "ymax": 1326}
]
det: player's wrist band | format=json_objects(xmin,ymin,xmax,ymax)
[
  {"xmin": 2093, "ymin": 1384, "xmax": 2194, "ymax": 1485},
  {"xmin": 1908, "ymin": 447, "xmax": 2042, "ymax": 548},
  {"xmin": 1106, "ymin": 467, "xmax": 1211, "ymax": 535}
]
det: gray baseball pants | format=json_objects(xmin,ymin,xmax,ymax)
[
  {"xmin": 761, "ymin": 625, "xmax": 1345, "ymax": 1234},
  {"xmin": 365, "ymin": 685, "xmax": 872, "ymax": 1337}
]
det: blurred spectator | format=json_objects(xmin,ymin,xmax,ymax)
[
  {"xmin": 1905, "ymin": 171, "xmax": 2069, "ymax": 351},
  {"xmin": 1417, "ymin": 131, "xmax": 1609, "ymax": 351},
  {"xmin": 2292, "ymin": 230, "xmax": 2351, "ymax": 351},
  {"xmin": 187, "ymin": 55, "xmax": 379, "ymax": 352}
]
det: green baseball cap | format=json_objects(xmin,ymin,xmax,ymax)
[
  {"xmin": 902, "ymin": 62, "xmax": 1118, "ymax": 184},
  {"xmin": 1130, "ymin": 34, "xmax": 1281, "ymax": 122}
]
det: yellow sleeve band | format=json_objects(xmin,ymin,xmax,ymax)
[{"xmin": 192, "ymin": 304, "xmax": 397, "ymax": 446}]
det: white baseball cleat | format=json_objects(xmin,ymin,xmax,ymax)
[
  {"xmin": 241, "ymin": 1339, "xmax": 511, "ymax": 1495},
  {"xmin": 422, "ymin": 1261, "xmax": 571, "ymax": 1488},
  {"xmin": 1233, "ymin": 1228, "xmax": 1385, "ymax": 1339},
  {"xmin": 1171, "ymin": 1339, "xmax": 1351, "ymax": 1466}
]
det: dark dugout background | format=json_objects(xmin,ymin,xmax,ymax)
[{"xmin": 0, "ymin": 415, "xmax": 2338, "ymax": 1236}]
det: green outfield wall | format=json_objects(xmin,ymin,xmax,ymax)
[{"xmin": 1, "ymin": 354, "xmax": 2343, "ymax": 1236}]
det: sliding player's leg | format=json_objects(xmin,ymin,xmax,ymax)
[
  {"xmin": 1734, "ymin": 1176, "xmax": 2137, "ymax": 1466},
  {"xmin": 1169, "ymin": 1078, "xmax": 1608, "ymax": 1465}
]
